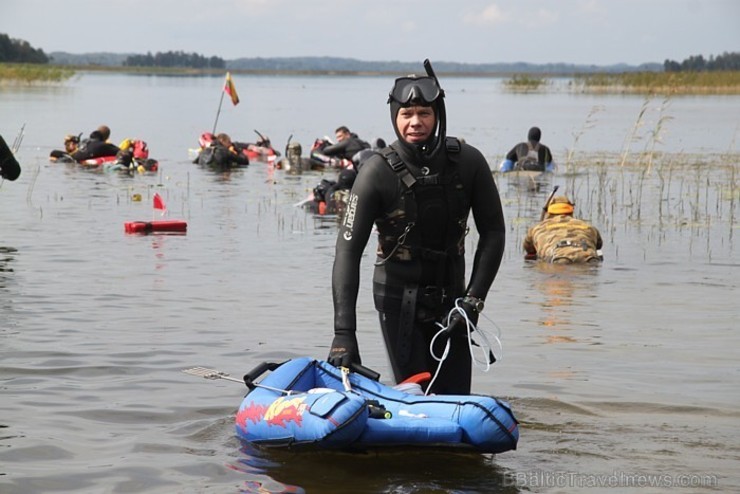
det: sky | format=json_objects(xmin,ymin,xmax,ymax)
[{"xmin": 1, "ymin": 0, "xmax": 738, "ymax": 66}]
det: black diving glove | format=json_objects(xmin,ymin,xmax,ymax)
[
  {"xmin": 445, "ymin": 299, "xmax": 480, "ymax": 337},
  {"xmin": 328, "ymin": 329, "xmax": 361, "ymax": 368}
]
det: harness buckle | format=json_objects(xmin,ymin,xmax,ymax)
[
  {"xmin": 386, "ymin": 152, "xmax": 405, "ymax": 173},
  {"xmin": 419, "ymin": 286, "xmax": 449, "ymax": 306},
  {"xmin": 445, "ymin": 136, "xmax": 461, "ymax": 153},
  {"xmin": 422, "ymin": 286, "xmax": 446, "ymax": 298}
]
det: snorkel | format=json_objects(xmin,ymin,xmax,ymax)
[
  {"xmin": 422, "ymin": 59, "xmax": 447, "ymax": 158},
  {"xmin": 388, "ymin": 59, "xmax": 447, "ymax": 159}
]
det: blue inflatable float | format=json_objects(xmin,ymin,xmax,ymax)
[{"xmin": 235, "ymin": 357, "xmax": 519, "ymax": 453}]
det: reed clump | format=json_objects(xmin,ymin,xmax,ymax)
[
  {"xmin": 571, "ymin": 71, "xmax": 740, "ymax": 95},
  {"xmin": 504, "ymin": 150, "xmax": 738, "ymax": 263},
  {"xmin": 503, "ymin": 74, "xmax": 551, "ymax": 91},
  {"xmin": 0, "ymin": 63, "xmax": 75, "ymax": 85}
]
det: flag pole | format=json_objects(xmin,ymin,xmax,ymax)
[
  {"xmin": 212, "ymin": 86, "xmax": 226, "ymax": 135},
  {"xmin": 213, "ymin": 72, "xmax": 239, "ymax": 135}
]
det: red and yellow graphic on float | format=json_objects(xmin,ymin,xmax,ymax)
[
  {"xmin": 235, "ymin": 403, "xmax": 268, "ymax": 429},
  {"xmin": 264, "ymin": 396, "xmax": 307, "ymax": 427}
]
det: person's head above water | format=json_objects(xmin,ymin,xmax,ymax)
[
  {"xmin": 528, "ymin": 126, "xmax": 541, "ymax": 143},
  {"xmin": 387, "ymin": 60, "xmax": 446, "ymax": 158},
  {"xmin": 97, "ymin": 125, "xmax": 111, "ymax": 141},
  {"xmin": 546, "ymin": 196, "xmax": 575, "ymax": 217}
]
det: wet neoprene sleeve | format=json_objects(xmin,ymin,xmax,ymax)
[
  {"xmin": 458, "ymin": 144, "xmax": 506, "ymax": 299},
  {"xmin": 332, "ymin": 155, "xmax": 398, "ymax": 333},
  {"xmin": 322, "ymin": 139, "xmax": 351, "ymax": 158},
  {"xmin": 505, "ymin": 145, "xmax": 520, "ymax": 162}
]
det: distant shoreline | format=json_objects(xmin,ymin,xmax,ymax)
[{"xmin": 2, "ymin": 63, "xmax": 739, "ymax": 95}]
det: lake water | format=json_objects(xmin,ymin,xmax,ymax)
[{"xmin": 1, "ymin": 72, "xmax": 738, "ymax": 493}]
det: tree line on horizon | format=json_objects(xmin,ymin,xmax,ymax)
[
  {"xmin": 0, "ymin": 33, "xmax": 49, "ymax": 64},
  {"xmin": 123, "ymin": 51, "xmax": 225, "ymax": 69},
  {"xmin": 2, "ymin": 33, "xmax": 738, "ymax": 74},
  {"xmin": 664, "ymin": 52, "xmax": 739, "ymax": 72}
]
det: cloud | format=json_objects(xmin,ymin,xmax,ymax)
[
  {"xmin": 400, "ymin": 20, "xmax": 417, "ymax": 33},
  {"xmin": 463, "ymin": 4, "xmax": 508, "ymax": 26},
  {"xmin": 524, "ymin": 8, "xmax": 559, "ymax": 29},
  {"xmin": 577, "ymin": 0, "xmax": 607, "ymax": 15}
]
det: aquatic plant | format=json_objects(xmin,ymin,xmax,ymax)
[
  {"xmin": 572, "ymin": 71, "xmax": 740, "ymax": 95},
  {"xmin": 641, "ymin": 97, "xmax": 674, "ymax": 172},
  {"xmin": 503, "ymin": 74, "xmax": 550, "ymax": 91},
  {"xmin": 619, "ymin": 97, "xmax": 650, "ymax": 168},
  {"xmin": 500, "ymin": 142, "xmax": 738, "ymax": 264},
  {"xmin": 0, "ymin": 63, "xmax": 74, "ymax": 84},
  {"xmin": 563, "ymin": 105, "xmax": 604, "ymax": 196}
]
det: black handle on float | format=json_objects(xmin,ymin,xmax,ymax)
[
  {"xmin": 366, "ymin": 399, "xmax": 392, "ymax": 419},
  {"xmin": 350, "ymin": 362, "xmax": 381, "ymax": 381},
  {"xmin": 242, "ymin": 361, "xmax": 281, "ymax": 390}
]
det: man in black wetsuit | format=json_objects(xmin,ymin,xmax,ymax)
[
  {"xmin": 328, "ymin": 62, "xmax": 506, "ymax": 394},
  {"xmin": 70, "ymin": 129, "xmax": 120, "ymax": 162},
  {"xmin": 197, "ymin": 133, "xmax": 250, "ymax": 168},
  {"xmin": 321, "ymin": 126, "xmax": 371, "ymax": 162},
  {"xmin": 499, "ymin": 126, "xmax": 554, "ymax": 172}
]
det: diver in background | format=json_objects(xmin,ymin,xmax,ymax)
[{"xmin": 500, "ymin": 126, "xmax": 555, "ymax": 172}]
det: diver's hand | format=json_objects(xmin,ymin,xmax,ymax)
[
  {"xmin": 445, "ymin": 299, "xmax": 480, "ymax": 337},
  {"xmin": 328, "ymin": 329, "xmax": 361, "ymax": 368}
]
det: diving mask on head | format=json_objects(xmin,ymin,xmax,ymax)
[
  {"xmin": 388, "ymin": 76, "xmax": 444, "ymax": 106},
  {"xmin": 387, "ymin": 59, "xmax": 447, "ymax": 158}
]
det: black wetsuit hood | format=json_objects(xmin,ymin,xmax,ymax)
[{"xmin": 388, "ymin": 71, "xmax": 447, "ymax": 162}]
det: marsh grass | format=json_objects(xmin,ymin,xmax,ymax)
[
  {"xmin": 501, "ymin": 100, "xmax": 738, "ymax": 262},
  {"xmin": 0, "ymin": 63, "xmax": 75, "ymax": 84},
  {"xmin": 562, "ymin": 105, "xmax": 604, "ymax": 196},
  {"xmin": 572, "ymin": 71, "xmax": 740, "ymax": 95},
  {"xmin": 504, "ymin": 151, "xmax": 738, "ymax": 263},
  {"xmin": 619, "ymin": 98, "xmax": 650, "ymax": 167},
  {"xmin": 503, "ymin": 74, "xmax": 551, "ymax": 91}
]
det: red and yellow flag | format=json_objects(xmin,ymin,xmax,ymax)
[{"xmin": 224, "ymin": 72, "xmax": 240, "ymax": 106}]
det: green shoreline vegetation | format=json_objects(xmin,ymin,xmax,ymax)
[
  {"xmin": 0, "ymin": 63, "xmax": 75, "ymax": 85},
  {"xmin": 503, "ymin": 71, "xmax": 740, "ymax": 94},
  {"xmin": 2, "ymin": 62, "xmax": 739, "ymax": 95},
  {"xmin": 570, "ymin": 71, "xmax": 740, "ymax": 95}
]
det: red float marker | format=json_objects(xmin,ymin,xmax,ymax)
[
  {"xmin": 125, "ymin": 193, "xmax": 187, "ymax": 234},
  {"xmin": 124, "ymin": 220, "xmax": 187, "ymax": 234},
  {"xmin": 153, "ymin": 192, "xmax": 166, "ymax": 212}
]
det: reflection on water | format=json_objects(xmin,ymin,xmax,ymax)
[
  {"xmin": 528, "ymin": 263, "xmax": 601, "ymax": 345},
  {"xmin": 232, "ymin": 444, "xmax": 520, "ymax": 494},
  {"xmin": 0, "ymin": 245, "xmax": 18, "ymax": 274},
  {"xmin": 0, "ymin": 246, "xmax": 19, "ymax": 332}
]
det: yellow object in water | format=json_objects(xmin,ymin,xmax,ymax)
[
  {"xmin": 547, "ymin": 202, "xmax": 574, "ymax": 215},
  {"xmin": 132, "ymin": 193, "xmax": 142, "ymax": 202}
]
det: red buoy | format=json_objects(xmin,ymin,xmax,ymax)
[{"xmin": 124, "ymin": 220, "xmax": 187, "ymax": 234}]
